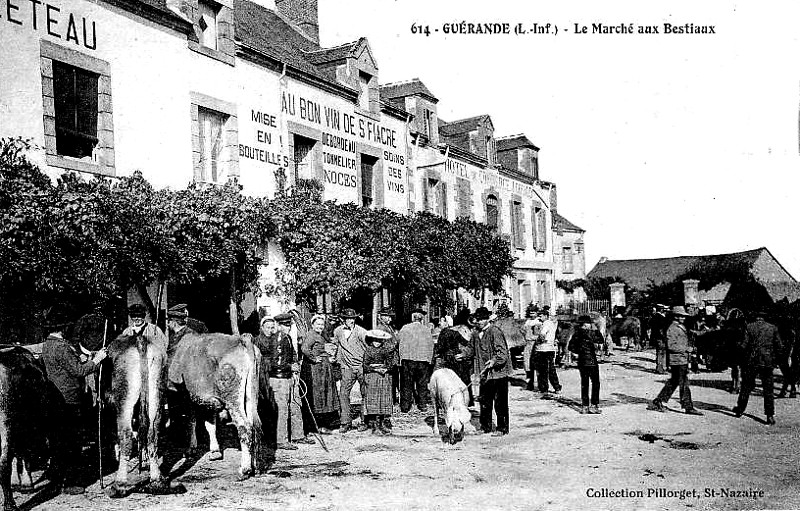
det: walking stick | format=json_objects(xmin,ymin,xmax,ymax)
[
  {"xmin": 98, "ymin": 319, "xmax": 108, "ymax": 489},
  {"xmin": 295, "ymin": 377, "xmax": 328, "ymax": 452}
]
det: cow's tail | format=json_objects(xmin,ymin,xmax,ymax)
[
  {"xmin": 136, "ymin": 339, "xmax": 150, "ymax": 454},
  {"xmin": 244, "ymin": 336, "xmax": 261, "ymax": 470}
]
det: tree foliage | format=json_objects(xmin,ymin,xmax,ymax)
[{"xmin": 270, "ymin": 180, "xmax": 516, "ymax": 309}]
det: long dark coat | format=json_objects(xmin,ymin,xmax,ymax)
[{"xmin": 300, "ymin": 331, "xmax": 340, "ymax": 414}]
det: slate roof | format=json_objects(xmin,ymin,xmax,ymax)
[
  {"xmin": 438, "ymin": 115, "xmax": 491, "ymax": 136},
  {"xmin": 587, "ymin": 248, "xmax": 769, "ymax": 291},
  {"xmin": 497, "ymin": 134, "xmax": 539, "ymax": 152},
  {"xmin": 235, "ymin": 0, "xmax": 325, "ymax": 77},
  {"xmin": 102, "ymin": 0, "xmax": 193, "ymax": 32},
  {"xmin": 379, "ymin": 79, "xmax": 438, "ymax": 102},
  {"xmin": 554, "ymin": 212, "xmax": 584, "ymax": 233},
  {"xmin": 305, "ymin": 38, "xmax": 367, "ymax": 65}
]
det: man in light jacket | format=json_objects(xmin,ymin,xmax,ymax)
[
  {"xmin": 471, "ymin": 306, "xmax": 512, "ymax": 436},
  {"xmin": 398, "ymin": 308, "xmax": 435, "ymax": 413},
  {"xmin": 648, "ymin": 306, "xmax": 702, "ymax": 415},
  {"xmin": 535, "ymin": 309, "xmax": 562, "ymax": 398}
]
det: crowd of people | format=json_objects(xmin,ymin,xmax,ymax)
[{"xmin": 29, "ymin": 299, "xmax": 799, "ymax": 495}]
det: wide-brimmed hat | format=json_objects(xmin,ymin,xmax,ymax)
[
  {"xmin": 366, "ymin": 329, "xmax": 392, "ymax": 344},
  {"xmin": 378, "ymin": 307, "xmax": 395, "ymax": 317},
  {"xmin": 128, "ymin": 303, "xmax": 147, "ymax": 318},
  {"xmin": 274, "ymin": 312, "xmax": 293, "ymax": 326},
  {"xmin": 339, "ymin": 308, "xmax": 359, "ymax": 319},
  {"xmin": 260, "ymin": 315, "xmax": 276, "ymax": 327},
  {"xmin": 473, "ymin": 307, "xmax": 491, "ymax": 321},
  {"xmin": 167, "ymin": 303, "xmax": 188, "ymax": 319},
  {"xmin": 671, "ymin": 306, "xmax": 690, "ymax": 317},
  {"xmin": 411, "ymin": 307, "xmax": 427, "ymax": 315}
]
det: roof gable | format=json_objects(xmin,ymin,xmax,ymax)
[
  {"xmin": 554, "ymin": 212, "xmax": 584, "ymax": 233},
  {"xmin": 497, "ymin": 134, "xmax": 539, "ymax": 152},
  {"xmin": 379, "ymin": 79, "xmax": 438, "ymax": 103},
  {"xmin": 439, "ymin": 114, "xmax": 493, "ymax": 136}
]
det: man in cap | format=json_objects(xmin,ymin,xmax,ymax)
[
  {"xmin": 262, "ymin": 312, "xmax": 314, "ymax": 448},
  {"xmin": 41, "ymin": 310, "xmax": 107, "ymax": 494},
  {"xmin": 166, "ymin": 303, "xmax": 203, "ymax": 357},
  {"xmin": 332, "ymin": 309, "xmax": 369, "ymax": 433},
  {"xmin": 471, "ymin": 306, "xmax": 512, "ymax": 436},
  {"xmin": 648, "ymin": 306, "xmax": 702, "ymax": 415},
  {"xmin": 397, "ymin": 308, "xmax": 435, "ymax": 413},
  {"xmin": 732, "ymin": 309, "xmax": 782, "ymax": 425},
  {"xmin": 122, "ymin": 303, "xmax": 168, "ymax": 352}
]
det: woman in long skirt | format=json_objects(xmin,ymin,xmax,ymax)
[
  {"xmin": 363, "ymin": 329, "xmax": 397, "ymax": 435},
  {"xmin": 300, "ymin": 314, "xmax": 340, "ymax": 433}
]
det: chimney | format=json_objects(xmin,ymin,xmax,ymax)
[
  {"xmin": 275, "ymin": 0, "xmax": 319, "ymax": 44},
  {"xmin": 599, "ymin": 257, "xmax": 609, "ymax": 264},
  {"xmin": 549, "ymin": 183, "xmax": 558, "ymax": 218}
]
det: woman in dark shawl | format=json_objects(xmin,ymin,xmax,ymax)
[{"xmin": 300, "ymin": 314, "xmax": 340, "ymax": 433}]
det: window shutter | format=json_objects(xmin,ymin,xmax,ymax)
[
  {"xmin": 531, "ymin": 206, "xmax": 537, "ymax": 248},
  {"xmin": 456, "ymin": 177, "xmax": 471, "ymax": 218},
  {"xmin": 516, "ymin": 204, "xmax": 526, "ymax": 249},
  {"xmin": 439, "ymin": 182, "xmax": 447, "ymax": 218},
  {"xmin": 75, "ymin": 68, "xmax": 98, "ymax": 138}
]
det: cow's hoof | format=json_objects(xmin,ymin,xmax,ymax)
[
  {"xmin": 172, "ymin": 483, "xmax": 187, "ymax": 494},
  {"xmin": 105, "ymin": 484, "xmax": 129, "ymax": 499},
  {"xmin": 209, "ymin": 450, "xmax": 223, "ymax": 461},
  {"xmin": 237, "ymin": 468, "xmax": 254, "ymax": 481},
  {"xmin": 146, "ymin": 480, "xmax": 172, "ymax": 495}
]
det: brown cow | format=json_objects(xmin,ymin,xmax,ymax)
[
  {"xmin": 166, "ymin": 333, "xmax": 261, "ymax": 479},
  {"xmin": 0, "ymin": 346, "xmax": 65, "ymax": 511},
  {"xmin": 105, "ymin": 333, "xmax": 170, "ymax": 497}
]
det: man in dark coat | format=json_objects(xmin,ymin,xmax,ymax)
[
  {"xmin": 733, "ymin": 310, "xmax": 782, "ymax": 425},
  {"xmin": 569, "ymin": 315, "xmax": 603, "ymax": 414},
  {"xmin": 648, "ymin": 306, "xmax": 702, "ymax": 415},
  {"xmin": 42, "ymin": 314, "xmax": 107, "ymax": 494},
  {"xmin": 471, "ymin": 306, "xmax": 512, "ymax": 436}
]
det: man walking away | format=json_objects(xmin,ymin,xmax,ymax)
[
  {"xmin": 733, "ymin": 309, "xmax": 781, "ymax": 425},
  {"xmin": 647, "ymin": 306, "xmax": 702, "ymax": 415},
  {"xmin": 650, "ymin": 305, "xmax": 669, "ymax": 374},
  {"xmin": 398, "ymin": 308, "xmax": 435, "ymax": 413}
]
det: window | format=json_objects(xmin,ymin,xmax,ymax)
[
  {"xmin": 41, "ymin": 40, "xmax": 114, "ymax": 176},
  {"xmin": 198, "ymin": 0, "xmax": 219, "ymax": 50},
  {"xmin": 424, "ymin": 178, "xmax": 447, "ymax": 218},
  {"xmin": 198, "ymin": 107, "xmax": 227, "ymax": 183},
  {"xmin": 575, "ymin": 241, "xmax": 584, "ymax": 254},
  {"xmin": 423, "ymin": 109, "xmax": 433, "ymax": 138},
  {"xmin": 511, "ymin": 201, "xmax": 525, "ymax": 249},
  {"xmin": 485, "ymin": 194, "xmax": 498, "ymax": 230},
  {"xmin": 563, "ymin": 247, "xmax": 574, "ymax": 273},
  {"xmin": 53, "ymin": 61, "xmax": 99, "ymax": 160},
  {"xmin": 533, "ymin": 206, "xmax": 547, "ymax": 251},
  {"xmin": 361, "ymin": 155, "xmax": 377, "ymax": 207},
  {"xmin": 359, "ymin": 71, "xmax": 371, "ymax": 110},
  {"xmin": 293, "ymin": 135, "xmax": 316, "ymax": 182},
  {"xmin": 191, "ymin": 92, "xmax": 238, "ymax": 185}
]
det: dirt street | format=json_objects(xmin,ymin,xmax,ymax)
[{"xmin": 23, "ymin": 349, "xmax": 800, "ymax": 511}]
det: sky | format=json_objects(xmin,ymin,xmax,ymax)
[{"xmin": 319, "ymin": 0, "xmax": 800, "ymax": 279}]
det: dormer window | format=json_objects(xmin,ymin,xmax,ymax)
[
  {"xmin": 358, "ymin": 71, "xmax": 371, "ymax": 110},
  {"xmin": 198, "ymin": 0, "xmax": 219, "ymax": 50},
  {"xmin": 485, "ymin": 135, "xmax": 496, "ymax": 165}
]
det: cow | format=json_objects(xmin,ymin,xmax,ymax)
[
  {"xmin": 429, "ymin": 368, "xmax": 475, "ymax": 445},
  {"xmin": 609, "ymin": 316, "xmax": 642, "ymax": 350},
  {"xmin": 166, "ymin": 333, "xmax": 261, "ymax": 479},
  {"xmin": 0, "ymin": 346, "xmax": 65, "ymax": 511},
  {"xmin": 105, "ymin": 333, "xmax": 169, "ymax": 498},
  {"xmin": 694, "ymin": 310, "xmax": 746, "ymax": 392}
]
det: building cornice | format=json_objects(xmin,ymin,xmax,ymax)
[{"xmin": 100, "ymin": 0, "xmax": 193, "ymax": 35}]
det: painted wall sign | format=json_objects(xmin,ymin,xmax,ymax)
[{"xmin": 2, "ymin": 0, "xmax": 97, "ymax": 49}]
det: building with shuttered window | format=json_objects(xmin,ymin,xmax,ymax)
[{"xmin": 380, "ymin": 82, "xmax": 560, "ymax": 316}]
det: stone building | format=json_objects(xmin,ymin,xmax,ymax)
[
  {"xmin": 587, "ymin": 247, "xmax": 800, "ymax": 309},
  {"xmin": 0, "ymin": 0, "xmax": 584, "ymax": 322},
  {"xmin": 380, "ymin": 82, "xmax": 560, "ymax": 316}
]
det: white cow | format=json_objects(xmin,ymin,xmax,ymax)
[{"xmin": 428, "ymin": 368, "xmax": 475, "ymax": 444}]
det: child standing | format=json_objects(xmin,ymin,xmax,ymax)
[{"xmin": 363, "ymin": 329, "xmax": 397, "ymax": 434}]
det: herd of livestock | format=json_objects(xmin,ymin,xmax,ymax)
[
  {"xmin": 0, "ymin": 317, "xmax": 263, "ymax": 511},
  {"xmin": 0, "ymin": 303, "xmax": 793, "ymax": 510}
]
